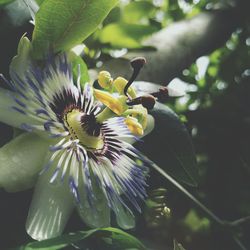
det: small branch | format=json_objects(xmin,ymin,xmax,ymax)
[{"xmin": 229, "ymin": 216, "xmax": 250, "ymax": 227}]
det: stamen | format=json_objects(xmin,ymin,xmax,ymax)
[{"xmin": 124, "ymin": 57, "xmax": 146, "ymax": 97}]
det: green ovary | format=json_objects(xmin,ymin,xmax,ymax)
[{"xmin": 64, "ymin": 109, "xmax": 104, "ymax": 150}]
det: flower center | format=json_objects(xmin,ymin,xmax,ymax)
[{"xmin": 64, "ymin": 109, "xmax": 104, "ymax": 150}]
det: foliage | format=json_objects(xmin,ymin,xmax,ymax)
[
  {"xmin": 16, "ymin": 228, "xmax": 146, "ymax": 250},
  {"xmin": 32, "ymin": 0, "xmax": 118, "ymax": 58}
]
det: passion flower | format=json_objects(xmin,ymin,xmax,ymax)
[{"xmin": 0, "ymin": 41, "xmax": 156, "ymax": 240}]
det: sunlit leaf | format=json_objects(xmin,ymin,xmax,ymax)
[
  {"xmin": 32, "ymin": 0, "xmax": 118, "ymax": 58},
  {"xmin": 122, "ymin": 1, "xmax": 155, "ymax": 24},
  {"xmin": 99, "ymin": 23, "xmax": 158, "ymax": 49}
]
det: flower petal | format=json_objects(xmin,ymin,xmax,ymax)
[
  {"xmin": 143, "ymin": 114, "xmax": 155, "ymax": 137},
  {"xmin": 26, "ymin": 166, "xmax": 74, "ymax": 240},
  {"xmin": 113, "ymin": 200, "xmax": 135, "ymax": 230},
  {"xmin": 77, "ymin": 167, "xmax": 111, "ymax": 228},
  {"xmin": 0, "ymin": 87, "xmax": 38, "ymax": 128},
  {"xmin": 0, "ymin": 132, "xmax": 50, "ymax": 192}
]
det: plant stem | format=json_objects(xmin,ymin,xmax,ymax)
[
  {"xmin": 145, "ymin": 157, "xmax": 248, "ymax": 250},
  {"xmin": 149, "ymin": 159, "xmax": 223, "ymax": 224}
]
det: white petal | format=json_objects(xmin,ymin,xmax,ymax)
[
  {"xmin": 142, "ymin": 114, "xmax": 155, "ymax": 138},
  {"xmin": 77, "ymin": 164, "xmax": 110, "ymax": 228},
  {"xmin": 0, "ymin": 87, "xmax": 38, "ymax": 128},
  {"xmin": 77, "ymin": 191, "xmax": 111, "ymax": 228},
  {"xmin": 26, "ymin": 166, "xmax": 74, "ymax": 240},
  {"xmin": 0, "ymin": 133, "xmax": 50, "ymax": 192},
  {"xmin": 114, "ymin": 200, "xmax": 135, "ymax": 230}
]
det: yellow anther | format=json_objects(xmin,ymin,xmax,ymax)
[
  {"xmin": 98, "ymin": 71, "xmax": 113, "ymax": 89},
  {"xmin": 94, "ymin": 89, "xmax": 128, "ymax": 116},
  {"xmin": 123, "ymin": 105, "xmax": 148, "ymax": 129},
  {"xmin": 113, "ymin": 77, "xmax": 136, "ymax": 98},
  {"xmin": 125, "ymin": 116, "xmax": 144, "ymax": 136}
]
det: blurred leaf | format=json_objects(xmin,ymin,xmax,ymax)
[
  {"xmin": 99, "ymin": 23, "xmax": 158, "ymax": 48},
  {"xmin": 174, "ymin": 239, "xmax": 186, "ymax": 250},
  {"xmin": 0, "ymin": 0, "xmax": 15, "ymax": 6},
  {"xmin": 17, "ymin": 227, "xmax": 146, "ymax": 250},
  {"xmin": 32, "ymin": 0, "xmax": 118, "ymax": 58},
  {"xmin": 184, "ymin": 209, "xmax": 210, "ymax": 232},
  {"xmin": 122, "ymin": 1, "xmax": 155, "ymax": 24},
  {"xmin": 136, "ymin": 102, "xmax": 199, "ymax": 186}
]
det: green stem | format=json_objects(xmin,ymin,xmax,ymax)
[{"xmin": 96, "ymin": 108, "xmax": 116, "ymax": 123}]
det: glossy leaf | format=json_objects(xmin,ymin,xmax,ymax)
[
  {"xmin": 18, "ymin": 227, "xmax": 146, "ymax": 250},
  {"xmin": 136, "ymin": 102, "xmax": 199, "ymax": 186},
  {"xmin": 99, "ymin": 23, "xmax": 157, "ymax": 48},
  {"xmin": 32, "ymin": 0, "xmax": 118, "ymax": 58}
]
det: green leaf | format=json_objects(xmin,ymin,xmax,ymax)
[
  {"xmin": 136, "ymin": 102, "xmax": 199, "ymax": 187},
  {"xmin": 98, "ymin": 23, "xmax": 158, "ymax": 49},
  {"xmin": 32, "ymin": 0, "xmax": 118, "ymax": 58},
  {"xmin": 122, "ymin": 1, "xmax": 155, "ymax": 24},
  {"xmin": 184, "ymin": 209, "xmax": 210, "ymax": 232},
  {"xmin": 0, "ymin": 0, "xmax": 15, "ymax": 6},
  {"xmin": 18, "ymin": 228, "xmax": 146, "ymax": 250},
  {"xmin": 174, "ymin": 239, "xmax": 186, "ymax": 250},
  {"xmin": 9, "ymin": 36, "xmax": 32, "ymax": 79}
]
